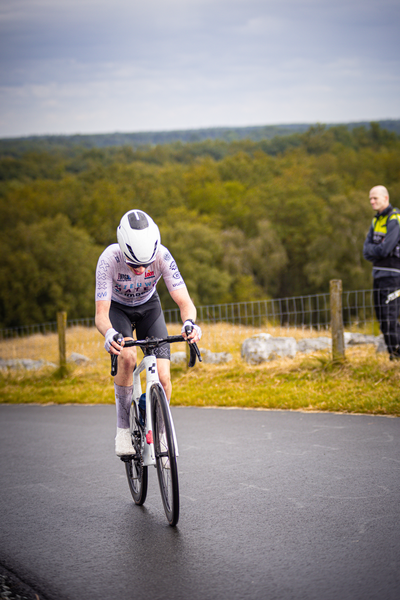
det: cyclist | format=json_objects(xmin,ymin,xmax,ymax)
[{"xmin": 95, "ymin": 209, "xmax": 202, "ymax": 456}]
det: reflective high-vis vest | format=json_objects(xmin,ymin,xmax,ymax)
[{"xmin": 372, "ymin": 207, "xmax": 400, "ymax": 271}]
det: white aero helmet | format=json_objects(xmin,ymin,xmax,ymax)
[{"xmin": 117, "ymin": 210, "xmax": 161, "ymax": 266}]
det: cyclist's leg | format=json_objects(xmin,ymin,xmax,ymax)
[
  {"xmin": 109, "ymin": 302, "xmax": 137, "ymax": 455},
  {"xmin": 110, "ymin": 302, "xmax": 137, "ymax": 385},
  {"xmin": 135, "ymin": 293, "xmax": 171, "ymax": 399}
]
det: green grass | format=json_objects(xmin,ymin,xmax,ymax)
[
  {"xmin": 1, "ymin": 346, "xmax": 399, "ymax": 416},
  {"xmin": 170, "ymin": 348, "xmax": 400, "ymax": 416}
]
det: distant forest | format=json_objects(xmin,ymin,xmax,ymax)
[
  {"xmin": 0, "ymin": 121, "xmax": 399, "ymax": 328},
  {"xmin": 1, "ymin": 119, "xmax": 399, "ymax": 155}
]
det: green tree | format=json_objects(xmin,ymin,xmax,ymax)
[
  {"xmin": 158, "ymin": 209, "xmax": 233, "ymax": 307},
  {"xmin": 0, "ymin": 215, "xmax": 101, "ymax": 327},
  {"xmin": 1, "ymin": 124, "xmax": 400, "ymax": 326}
]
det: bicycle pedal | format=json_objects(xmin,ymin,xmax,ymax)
[{"xmin": 119, "ymin": 455, "xmax": 136, "ymax": 463}]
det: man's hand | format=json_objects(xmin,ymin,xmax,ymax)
[
  {"xmin": 181, "ymin": 320, "xmax": 202, "ymax": 344},
  {"xmin": 104, "ymin": 328, "xmax": 124, "ymax": 354}
]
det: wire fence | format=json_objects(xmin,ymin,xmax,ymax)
[
  {"xmin": 165, "ymin": 289, "xmax": 376, "ymax": 332},
  {"xmin": 0, "ymin": 288, "xmax": 379, "ymax": 364},
  {"xmin": 0, "ymin": 317, "xmax": 96, "ymax": 340},
  {"xmin": 164, "ymin": 295, "xmax": 332, "ymax": 330}
]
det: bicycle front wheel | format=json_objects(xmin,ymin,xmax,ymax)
[
  {"xmin": 151, "ymin": 384, "xmax": 179, "ymax": 526},
  {"xmin": 125, "ymin": 401, "xmax": 148, "ymax": 506}
]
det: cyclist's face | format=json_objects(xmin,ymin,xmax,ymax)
[{"xmin": 127, "ymin": 265, "xmax": 146, "ymax": 275}]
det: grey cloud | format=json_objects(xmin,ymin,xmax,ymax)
[
  {"xmin": 0, "ymin": 0, "xmax": 399, "ymax": 135},
  {"xmin": 2, "ymin": 0, "xmax": 399, "ymax": 62}
]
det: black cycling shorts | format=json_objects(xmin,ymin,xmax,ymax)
[{"xmin": 109, "ymin": 292, "xmax": 170, "ymax": 360}]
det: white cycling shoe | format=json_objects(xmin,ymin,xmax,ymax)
[{"xmin": 115, "ymin": 428, "xmax": 135, "ymax": 456}]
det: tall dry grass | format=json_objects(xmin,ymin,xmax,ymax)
[
  {"xmin": 1, "ymin": 321, "xmax": 332, "ymax": 365},
  {"xmin": 1, "ymin": 323, "xmax": 399, "ymax": 416}
]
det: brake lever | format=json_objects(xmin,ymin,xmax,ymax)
[
  {"xmin": 110, "ymin": 333, "xmax": 124, "ymax": 376},
  {"xmin": 184, "ymin": 327, "xmax": 201, "ymax": 367},
  {"xmin": 111, "ymin": 354, "xmax": 118, "ymax": 376},
  {"xmin": 184, "ymin": 325, "xmax": 202, "ymax": 366}
]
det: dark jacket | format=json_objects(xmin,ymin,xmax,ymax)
[{"xmin": 363, "ymin": 204, "xmax": 400, "ymax": 276}]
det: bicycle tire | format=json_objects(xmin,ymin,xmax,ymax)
[
  {"xmin": 151, "ymin": 384, "xmax": 180, "ymax": 526},
  {"xmin": 125, "ymin": 401, "xmax": 148, "ymax": 506}
]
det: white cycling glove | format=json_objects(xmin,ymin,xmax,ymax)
[
  {"xmin": 181, "ymin": 320, "xmax": 202, "ymax": 340},
  {"xmin": 105, "ymin": 328, "xmax": 122, "ymax": 352}
]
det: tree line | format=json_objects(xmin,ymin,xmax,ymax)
[
  {"xmin": 0, "ymin": 123, "xmax": 399, "ymax": 328},
  {"xmin": 1, "ymin": 120, "xmax": 399, "ymax": 156}
]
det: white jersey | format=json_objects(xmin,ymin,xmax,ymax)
[{"xmin": 95, "ymin": 244, "xmax": 186, "ymax": 306}]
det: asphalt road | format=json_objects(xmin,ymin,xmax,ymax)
[{"xmin": 0, "ymin": 405, "xmax": 399, "ymax": 600}]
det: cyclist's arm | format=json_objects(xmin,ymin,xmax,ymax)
[
  {"xmin": 95, "ymin": 300, "xmax": 114, "ymax": 336},
  {"xmin": 169, "ymin": 287, "xmax": 200, "ymax": 342},
  {"xmin": 169, "ymin": 287, "xmax": 197, "ymax": 322},
  {"xmin": 95, "ymin": 300, "xmax": 124, "ymax": 355}
]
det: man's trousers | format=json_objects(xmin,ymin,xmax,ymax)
[{"xmin": 373, "ymin": 275, "xmax": 400, "ymax": 357}]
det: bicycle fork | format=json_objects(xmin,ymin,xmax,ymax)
[{"xmin": 132, "ymin": 356, "xmax": 179, "ymax": 468}]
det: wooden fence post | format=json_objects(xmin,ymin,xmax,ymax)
[
  {"xmin": 330, "ymin": 280, "xmax": 345, "ymax": 361},
  {"xmin": 57, "ymin": 311, "xmax": 67, "ymax": 373}
]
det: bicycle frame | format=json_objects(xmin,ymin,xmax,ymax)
[
  {"xmin": 111, "ymin": 333, "xmax": 201, "ymax": 525},
  {"xmin": 133, "ymin": 354, "xmax": 179, "ymax": 467}
]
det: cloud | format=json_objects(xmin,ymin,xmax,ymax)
[{"xmin": 0, "ymin": 0, "xmax": 399, "ymax": 136}]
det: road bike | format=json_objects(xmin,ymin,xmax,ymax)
[{"xmin": 111, "ymin": 333, "xmax": 201, "ymax": 526}]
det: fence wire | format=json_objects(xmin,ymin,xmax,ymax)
[
  {"xmin": 0, "ymin": 289, "xmax": 379, "ymax": 362},
  {"xmin": 164, "ymin": 289, "xmax": 376, "ymax": 332}
]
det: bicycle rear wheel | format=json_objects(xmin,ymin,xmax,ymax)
[
  {"xmin": 151, "ymin": 384, "xmax": 179, "ymax": 526},
  {"xmin": 125, "ymin": 401, "xmax": 148, "ymax": 505}
]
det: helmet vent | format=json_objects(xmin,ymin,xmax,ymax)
[
  {"xmin": 128, "ymin": 211, "xmax": 149, "ymax": 230},
  {"xmin": 125, "ymin": 244, "xmax": 140, "ymax": 262}
]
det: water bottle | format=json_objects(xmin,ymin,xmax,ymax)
[{"xmin": 139, "ymin": 393, "xmax": 146, "ymax": 427}]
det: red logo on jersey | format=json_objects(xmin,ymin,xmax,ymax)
[{"xmin": 144, "ymin": 270, "xmax": 155, "ymax": 278}]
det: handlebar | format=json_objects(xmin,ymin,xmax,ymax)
[{"xmin": 110, "ymin": 334, "xmax": 202, "ymax": 376}]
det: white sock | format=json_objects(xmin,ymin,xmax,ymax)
[{"xmin": 116, "ymin": 427, "xmax": 129, "ymax": 435}]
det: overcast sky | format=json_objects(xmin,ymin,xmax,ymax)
[{"xmin": 0, "ymin": 0, "xmax": 399, "ymax": 138}]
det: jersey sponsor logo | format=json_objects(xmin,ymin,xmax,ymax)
[
  {"xmin": 118, "ymin": 273, "xmax": 131, "ymax": 281},
  {"xmin": 97, "ymin": 258, "xmax": 109, "ymax": 271},
  {"xmin": 164, "ymin": 251, "xmax": 171, "ymax": 261},
  {"xmin": 172, "ymin": 281, "xmax": 184, "ymax": 287},
  {"xmin": 115, "ymin": 255, "xmax": 121, "ymax": 263},
  {"xmin": 96, "ymin": 292, "xmax": 107, "ymax": 298},
  {"xmin": 173, "ymin": 271, "xmax": 182, "ymax": 279},
  {"xmin": 96, "ymin": 279, "xmax": 107, "ymax": 291},
  {"xmin": 96, "ymin": 259, "xmax": 110, "ymax": 291},
  {"xmin": 125, "ymin": 291, "xmax": 145, "ymax": 298},
  {"xmin": 144, "ymin": 270, "xmax": 155, "ymax": 278},
  {"xmin": 169, "ymin": 261, "xmax": 177, "ymax": 271}
]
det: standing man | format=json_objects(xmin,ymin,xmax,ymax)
[
  {"xmin": 95, "ymin": 209, "xmax": 202, "ymax": 456},
  {"xmin": 363, "ymin": 185, "xmax": 400, "ymax": 359}
]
